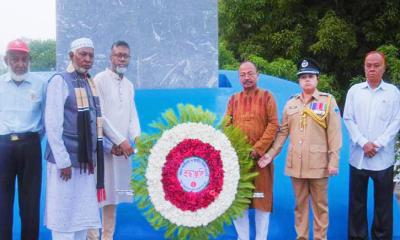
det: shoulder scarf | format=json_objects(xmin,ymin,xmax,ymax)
[{"xmin": 73, "ymin": 73, "xmax": 106, "ymax": 202}]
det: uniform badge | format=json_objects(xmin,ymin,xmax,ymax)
[
  {"xmin": 334, "ymin": 107, "xmax": 341, "ymax": 116},
  {"xmin": 301, "ymin": 60, "xmax": 309, "ymax": 68}
]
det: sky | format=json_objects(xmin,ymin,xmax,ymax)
[{"xmin": 0, "ymin": 0, "xmax": 56, "ymax": 54}]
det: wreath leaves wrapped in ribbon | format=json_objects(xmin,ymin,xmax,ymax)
[{"xmin": 132, "ymin": 104, "xmax": 257, "ymax": 239}]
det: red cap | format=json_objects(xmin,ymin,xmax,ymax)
[{"xmin": 6, "ymin": 39, "xmax": 30, "ymax": 53}]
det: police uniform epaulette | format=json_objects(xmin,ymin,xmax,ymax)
[{"xmin": 289, "ymin": 94, "xmax": 300, "ymax": 99}]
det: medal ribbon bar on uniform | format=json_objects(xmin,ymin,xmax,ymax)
[{"xmin": 301, "ymin": 95, "xmax": 332, "ymax": 129}]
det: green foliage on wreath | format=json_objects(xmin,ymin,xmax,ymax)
[{"xmin": 132, "ymin": 104, "xmax": 258, "ymax": 239}]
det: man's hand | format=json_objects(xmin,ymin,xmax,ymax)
[
  {"xmin": 363, "ymin": 142, "xmax": 378, "ymax": 158},
  {"xmin": 250, "ymin": 150, "xmax": 260, "ymax": 160},
  {"xmin": 119, "ymin": 139, "xmax": 134, "ymax": 159},
  {"xmin": 328, "ymin": 167, "xmax": 338, "ymax": 176},
  {"xmin": 60, "ymin": 167, "xmax": 72, "ymax": 181},
  {"xmin": 258, "ymin": 154, "xmax": 273, "ymax": 168},
  {"xmin": 111, "ymin": 145, "xmax": 123, "ymax": 156}
]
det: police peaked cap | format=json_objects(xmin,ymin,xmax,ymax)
[{"xmin": 297, "ymin": 58, "xmax": 320, "ymax": 76}]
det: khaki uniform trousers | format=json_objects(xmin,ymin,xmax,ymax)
[
  {"xmin": 87, "ymin": 205, "xmax": 116, "ymax": 240},
  {"xmin": 291, "ymin": 177, "xmax": 328, "ymax": 240}
]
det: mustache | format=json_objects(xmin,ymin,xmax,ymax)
[{"xmin": 243, "ymin": 80, "xmax": 254, "ymax": 84}]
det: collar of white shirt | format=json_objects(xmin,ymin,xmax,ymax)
[{"xmin": 360, "ymin": 80, "xmax": 388, "ymax": 91}]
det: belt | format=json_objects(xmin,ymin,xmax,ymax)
[{"xmin": 0, "ymin": 132, "xmax": 39, "ymax": 142}]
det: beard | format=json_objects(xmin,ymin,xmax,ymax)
[
  {"xmin": 69, "ymin": 62, "xmax": 89, "ymax": 74},
  {"xmin": 75, "ymin": 67, "xmax": 89, "ymax": 74},
  {"xmin": 115, "ymin": 66, "xmax": 128, "ymax": 75},
  {"xmin": 9, "ymin": 67, "xmax": 30, "ymax": 82}
]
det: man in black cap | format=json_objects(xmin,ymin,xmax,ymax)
[{"xmin": 262, "ymin": 58, "xmax": 342, "ymax": 240}]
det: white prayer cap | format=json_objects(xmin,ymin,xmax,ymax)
[{"xmin": 70, "ymin": 37, "xmax": 94, "ymax": 53}]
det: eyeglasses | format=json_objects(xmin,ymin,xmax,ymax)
[
  {"xmin": 239, "ymin": 72, "xmax": 257, "ymax": 78},
  {"xmin": 112, "ymin": 54, "xmax": 131, "ymax": 59}
]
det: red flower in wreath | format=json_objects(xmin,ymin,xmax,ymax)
[{"xmin": 161, "ymin": 139, "xmax": 224, "ymax": 211}]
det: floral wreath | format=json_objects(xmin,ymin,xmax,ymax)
[{"xmin": 132, "ymin": 104, "xmax": 257, "ymax": 239}]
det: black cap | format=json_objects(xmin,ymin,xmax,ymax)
[{"xmin": 297, "ymin": 58, "xmax": 320, "ymax": 76}]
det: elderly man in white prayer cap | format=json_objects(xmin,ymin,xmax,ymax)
[{"xmin": 44, "ymin": 37, "xmax": 134, "ymax": 240}]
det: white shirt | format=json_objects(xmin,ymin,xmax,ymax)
[
  {"xmin": 0, "ymin": 72, "xmax": 46, "ymax": 135},
  {"xmin": 94, "ymin": 68, "xmax": 141, "ymax": 145},
  {"xmin": 343, "ymin": 81, "xmax": 400, "ymax": 170},
  {"xmin": 94, "ymin": 68, "xmax": 141, "ymax": 205}
]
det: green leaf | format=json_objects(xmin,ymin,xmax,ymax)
[
  {"xmin": 133, "ymin": 104, "xmax": 255, "ymax": 239},
  {"xmin": 162, "ymin": 109, "xmax": 179, "ymax": 126},
  {"xmin": 238, "ymin": 182, "xmax": 256, "ymax": 189},
  {"xmin": 165, "ymin": 225, "xmax": 178, "ymax": 239}
]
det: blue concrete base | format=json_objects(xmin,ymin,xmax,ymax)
[{"xmin": 11, "ymin": 70, "xmax": 400, "ymax": 239}]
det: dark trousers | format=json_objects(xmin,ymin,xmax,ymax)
[
  {"xmin": 348, "ymin": 165, "xmax": 393, "ymax": 240},
  {"xmin": 0, "ymin": 133, "xmax": 42, "ymax": 240}
]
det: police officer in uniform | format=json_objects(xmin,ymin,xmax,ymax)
[{"xmin": 262, "ymin": 58, "xmax": 342, "ymax": 240}]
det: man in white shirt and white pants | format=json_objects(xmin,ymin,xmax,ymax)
[
  {"xmin": 45, "ymin": 38, "xmax": 133, "ymax": 240},
  {"xmin": 343, "ymin": 51, "xmax": 400, "ymax": 240},
  {"xmin": 87, "ymin": 40, "xmax": 141, "ymax": 240}
]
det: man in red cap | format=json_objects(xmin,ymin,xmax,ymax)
[{"xmin": 0, "ymin": 39, "xmax": 46, "ymax": 240}]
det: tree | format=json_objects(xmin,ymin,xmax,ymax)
[
  {"xmin": 29, "ymin": 39, "xmax": 56, "ymax": 71},
  {"xmin": 219, "ymin": 41, "xmax": 239, "ymax": 70},
  {"xmin": 219, "ymin": 0, "xmax": 400, "ymax": 105},
  {"xmin": 378, "ymin": 44, "xmax": 400, "ymax": 86}
]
